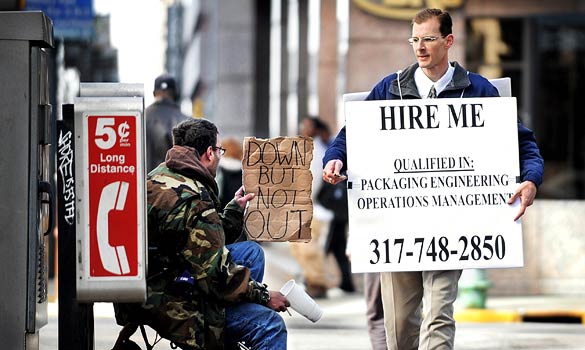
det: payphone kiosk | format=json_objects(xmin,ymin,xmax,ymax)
[
  {"xmin": 0, "ymin": 11, "xmax": 54, "ymax": 350},
  {"xmin": 74, "ymin": 83, "xmax": 147, "ymax": 301}
]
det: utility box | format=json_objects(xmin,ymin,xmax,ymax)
[
  {"xmin": 0, "ymin": 11, "xmax": 54, "ymax": 350},
  {"xmin": 74, "ymin": 83, "xmax": 147, "ymax": 302}
]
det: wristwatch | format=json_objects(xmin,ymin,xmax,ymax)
[
  {"xmin": 249, "ymin": 280, "xmax": 271, "ymax": 305},
  {"xmin": 258, "ymin": 285, "xmax": 270, "ymax": 305}
]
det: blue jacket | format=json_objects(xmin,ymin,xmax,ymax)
[{"xmin": 324, "ymin": 62, "xmax": 544, "ymax": 187}]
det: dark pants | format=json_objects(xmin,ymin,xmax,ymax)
[{"xmin": 325, "ymin": 219, "xmax": 354, "ymax": 291}]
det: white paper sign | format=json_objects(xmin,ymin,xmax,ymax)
[{"xmin": 345, "ymin": 97, "xmax": 523, "ymax": 272}]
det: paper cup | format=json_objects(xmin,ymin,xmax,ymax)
[{"xmin": 280, "ymin": 279, "xmax": 323, "ymax": 322}]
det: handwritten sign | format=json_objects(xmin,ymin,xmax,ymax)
[
  {"xmin": 242, "ymin": 136, "xmax": 314, "ymax": 242},
  {"xmin": 345, "ymin": 97, "xmax": 523, "ymax": 272}
]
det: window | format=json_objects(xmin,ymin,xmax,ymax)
[{"xmin": 466, "ymin": 16, "xmax": 585, "ymax": 199}]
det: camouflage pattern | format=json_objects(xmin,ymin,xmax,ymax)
[{"xmin": 115, "ymin": 145, "xmax": 269, "ymax": 350}]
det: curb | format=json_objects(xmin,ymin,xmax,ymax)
[
  {"xmin": 455, "ymin": 309, "xmax": 521, "ymax": 323},
  {"xmin": 455, "ymin": 309, "xmax": 585, "ymax": 324}
]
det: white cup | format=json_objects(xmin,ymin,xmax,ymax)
[{"xmin": 279, "ymin": 279, "xmax": 323, "ymax": 322}]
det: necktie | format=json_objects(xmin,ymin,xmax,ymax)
[{"xmin": 427, "ymin": 85, "xmax": 437, "ymax": 99}]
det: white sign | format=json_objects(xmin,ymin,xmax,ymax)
[{"xmin": 345, "ymin": 97, "xmax": 523, "ymax": 272}]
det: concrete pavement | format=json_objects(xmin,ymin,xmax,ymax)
[
  {"xmin": 40, "ymin": 292, "xmax": 585, "ymax": 350},
  {"xmin": 40, "ymin": 241, "xmax": 585, "ymax": 349}
]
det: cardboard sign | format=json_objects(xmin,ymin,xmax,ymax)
[
  {"xmin": 242, "ymin": 136, "xmax": 314, "ymax": 242},
  {"xmin": 85, "ymin": 114, "xmax": 143, "ymax": 278},
  {"xmin": 345, "ymin": 97, "xmax": 523, "ymax": 272}
]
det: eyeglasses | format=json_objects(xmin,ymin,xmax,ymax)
[
  {"xmin": 213, "ymin": 146, "xmax": 226, "ymax": 156},
  {"xmin": 408, "ymin": 36, "xmax": 443, "ymax": 45}
]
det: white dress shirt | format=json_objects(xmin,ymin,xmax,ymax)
[{"xmin": 414, "ymin": 63, "xmax": 455, "ymax": 98}]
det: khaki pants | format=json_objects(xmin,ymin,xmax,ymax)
[
  {"xmin": 380, "ymin": 270, "xmax": 462, "ymax": 350},
  {"xmin": 289, "ymin": 218, "xmax": 328, "ymax": 287}
]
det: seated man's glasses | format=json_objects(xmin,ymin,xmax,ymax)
[{"xmin": 213, "ymin": 146, "xmax": 226, "ymax": 156}]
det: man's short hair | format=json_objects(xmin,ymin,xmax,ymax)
[
  {"xmin": 154, "ymin": 74, "xmax": 179, "ymax": 100},
  {"xmin": 305, "ymin": 116, "xmax": 330, "ymax": 133},
  {"xmin": 313, "ymin": 118, "xmax": 330, "ymax": 134},
  {"xmin": 412, "ymin": 8, "xmax": 452, "ymax": 37},
  {"xmin": 172, "ymin": 118, "xmax": 218, "ymax": 156}
]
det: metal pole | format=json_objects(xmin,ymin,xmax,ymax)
[{"xmin": 57, "ymin": 104, "xmax": 94, "ymax": 350}]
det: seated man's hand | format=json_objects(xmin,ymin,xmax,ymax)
[
  {"xmin": 234, "ymin": 186, "xmax": 255, "ymax": 210},
  {"xmin": 266, "ymin": 291, "xmax": 290, "ymax": 313}
]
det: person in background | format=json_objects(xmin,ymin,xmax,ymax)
[
  {"xmin": 289, "ymin": 116, "xmax": 333, "ymax": 299},
  {"xmin": 320, "ymin": 178, "xmax": 355, "ymax": 293},
  {"xmin": 145, "ymin": 74, "xmax": 190, "ymax": 172},
  {"xmin": 317, "ymin": 136, "xmax": 355, "ymax": 294},
  {"xmin": 323, "ymin": 8, "xmax": 543, "ymax": 350},
  {"xmin": 114, "ymin": 118, "xmax": 289, "ymax": 350}
]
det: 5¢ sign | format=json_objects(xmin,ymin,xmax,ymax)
[{"xmin": 94, "ymin": 118, "xmax": 132, "ymax": 150}]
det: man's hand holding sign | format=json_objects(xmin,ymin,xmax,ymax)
[{"xmin": 507, "ymin": 179, "xmax": 538, "ymax": 221}]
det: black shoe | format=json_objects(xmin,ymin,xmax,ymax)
[{"xmin": 340, "ymin": 282, "xmax": 356, "ymax": 293}]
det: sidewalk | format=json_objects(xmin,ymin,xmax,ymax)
[
  {"xmin": 44, "ymin": 293, "xmax": 585, "ymax": 350},
  {"xmin": 42, "ymin": 242, "xmax": 585, "ymax": 350},
  {"xmin": 262, "ymin": 241, "xmax": 585, "ymax": 325}
]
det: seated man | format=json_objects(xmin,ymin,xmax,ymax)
[{"xmin": 114, "ymin": 118, "xmax": 289, "ymax": 350}]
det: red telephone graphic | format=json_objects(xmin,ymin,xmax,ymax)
[{"xmin": 96, "ymin": 181, "xmax": 131, "ymax": 275}]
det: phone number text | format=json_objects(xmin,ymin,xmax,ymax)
[{"xmin": 369, "ymin": 234, "xmax": 506, "ymax": 265}]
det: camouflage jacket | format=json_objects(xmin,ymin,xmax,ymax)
[{"xmin": 115, "ymin": 145, "xmax": 268, "ymax": 349}]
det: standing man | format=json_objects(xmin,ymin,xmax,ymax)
[
  {"xmin": 114, "ymin": 118, "xmax": 289, "ymax": 350},
  {"xmin": 145, "ymin": 74, "xmax": 190, "ymax": 172},
  {"xmin": 323, "ymin": 8, "xmax": 544, "ymax": 350}
]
